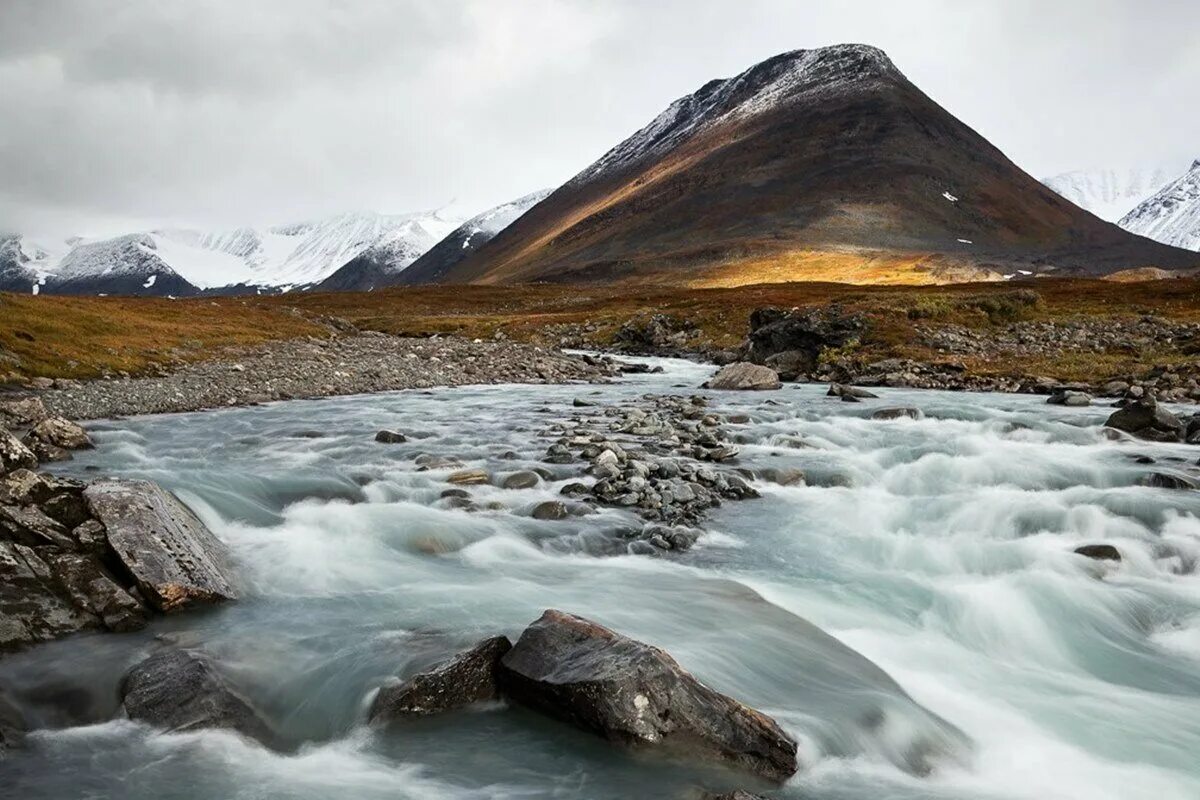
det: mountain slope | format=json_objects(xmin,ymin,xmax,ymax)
[
  {"xmin": 1119, "ymin": 160, "xmax": 1200, "ymax": 252},
  {"xmin": 1042, "ymin": 166, "xmax": 1183, "ymax": 223},
  {"xmin": 430, "ymin": 45, "xmax": 1200, "ymax": 287},
  {"xmin": 385, "ymin": 189, "xmax": 551, "ymax": 288}
]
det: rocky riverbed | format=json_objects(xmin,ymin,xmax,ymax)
[{"xmin": 26, "ymin": 334, "xmax": 619, "ymax": 420}]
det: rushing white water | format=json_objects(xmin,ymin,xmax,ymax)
[{"xmin": 3, "ymin": 356, "xmax": 1200, "ymax": 799}]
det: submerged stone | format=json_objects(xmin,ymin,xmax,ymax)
[{"xmin": 369, "ymin": 635, "xmax": 512, "ymax": 721}]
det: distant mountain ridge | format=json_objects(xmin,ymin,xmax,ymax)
[
  {"xmin": 1041, "ymin": 166, "xmax": 1185, "ymax": 223},
  {"xmin": 0, "ymin": 210, "xmax": 463, "ymax": 296},
  {"xmin": 421, "ymin": 44, "xmax": 1200, "ymax": 287},
  {"xmin": 1120, "ymin": 160, "xmax": 1200, "ymax": 252}
]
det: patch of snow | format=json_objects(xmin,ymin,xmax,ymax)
[
  {"xmin": 957, "ymin": 238, "xmax": 973, "ymax": 244},
  {"xmin": 143, "ymin": 274, "xmax": 157, "ymax": 288},
  {"xmin": 1017, "ymin": 269, "xmax": 1033, "ymax": 275},
  {"xmin": 31, "ymin": 283, "xmax": 38, "ymax": 295},
  {"xmin": 942, "ymin": 191, "xmax": 958, "ymax": 202}
]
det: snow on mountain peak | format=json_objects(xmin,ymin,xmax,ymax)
[
  {"xmin": 577, "ymin": 44, "xmax": 902, "ymax": 184},
  {"xmin": 1119, "ymin": 159, "xmax": 1200, "ymax": 252},
  {"xmin": 1042, "ymin": 164, "xmax": 1188, "ymax": 223}
]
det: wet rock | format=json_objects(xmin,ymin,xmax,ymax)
[
  {"xmin": 24, "ymin": 416, "xmax": 92, "ymax": 451},
  {"xmin": 703, "ymin": 793, "xmax": 770, "ymax": 800},
  {"xmin": 0, "ymin": 503, "xmax": 75, "ymax": 548},
  {"xmin": 704, "ymin": 363, "xmax": 781, "ymax": 391},
  {"xmin": 560, "ymin": 482, "xmax": 591, "ymax": 498},
  {"xmin": 447, "ymin": 468, "xmax": 490, "ymax": 486},
  {"xmin": 44, "ymin": 551, "xmax": 146, "ymax": 632},
  {"xmin": 84, "ymin": 479, "xmax": 237, "ymax": 612},
  {"xmin": 440, "ymin": 488, "xmax": 470, "ymax": 499},
  {"xmin": 416, "ymin": 453, "xmax": 465, "ymax": 470},
  {"xmin": 1140, "ymin": 472, "xmax": 1199, "ymax": 490},
  {"xmin": 369, "ymin": 635, "xmax": 512, "ymax": 721},
  {"xmin": 827, "ymin": 384, "xmax": 878, "ymax": 400},
  {"xmin": 573, "ymin": 397, "xmax": 596, "ymax": 407},
  {"xmin": 872, "ymin": 407, "xmax": 924, "ymax": 421},
  {"xmin": 374, "ymin": 429, "xmax": 407, "ymax": 443},
  {"xmin": 0, "ymin": 542, "xmax": 99, "ymax": 651},
  {"xmin": 1104, "ymin": 395, "xmax": 1184, "ymax": 442},
  {"xmin": 0, "ymin": 429, "xmax": 37, "ymax": 475},
  {"xmin": 530, "ymin": 501, "xmax": 569, "ymax": 521},
  {"xmin": 756, "ymin": 467, "xmax": 805, "ymax": 487},
  {"xmin": 121, "ymin": 648, "xmax": 275, "ymax": 745},
  {"xmin": 1047, "ymin": 390, "xmax": 1092, "ymax": 407},
  {"xmin": 1074, "ymin": 544, "xmax": 1121, "ymax": 562},
  {"xmin": 502, "ymin": 471, "xmax": 541, "ymax": 490},
  {"xmin": 498, "ymin": 610, "xmax": 798, "ymax": 781}
]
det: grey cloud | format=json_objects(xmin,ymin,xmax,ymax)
[{"xmin": 0, "ymin": 0, "xmax": 1196, "ymax": 238}]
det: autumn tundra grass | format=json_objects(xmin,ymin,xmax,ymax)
[{"xmin": 2, "ymin": 278, "xmax": 1199, "ymax": 385}]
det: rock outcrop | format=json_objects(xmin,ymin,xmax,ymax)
[
  {"xmin": 704, "ymin": 363, "xmax": 781, "ymax": 391},
  {"xmin": 497, "ymin": 610, "xmax": 799, "ymax": 781},
  {"xmin": 1104, "ymin": 394, "xmax": 1185, "ymax": 442},
  {"xmin": 121, "ymin": 648, "xmax": 275, "ymax": 745},
  {"xmin": 369, "ymin": 635, "xmax": 512, "ymax": 721},
  {"xmin": 84, "ymin": 479, "xmax": 236, "ymax": 612},
  {"xmin": 743, "ymin": 308, "xmax": 867, "ymax": 380}
]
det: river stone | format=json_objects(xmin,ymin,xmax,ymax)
[
  {"xmin": 502, "ymin": 471, "xmax": 541, "ymax": 490},
  {"xmin": 0, "ymin": 429, "xmax": 37, "ymax": 475},
  {"xmin": 531, "ymin": 501, "xmax": 569, "ymax": 521},
  {"xmin": 1047, "ymin": 390, "xmax": 1092, "ymax": 407},
  {"xmin": 44, "ymin": 551, "xmax": 146, "ymax": 632},
  {"xmin": 1139, "ymin": 472, "xmax": 1198, "ymax": 490},
  {"xmin": 704, "ymin": 363, "xmax": 781, "ymax": 391},
  {"xmin": 369, "ymin": 635, "xmax": 513, "ymax": 721},
  {"xmin": 84, "ymin": 479, "xmax": 236, "ymax": 612},
  {"xmin": 872, "ymin": 407, "xmax": 924, "ymax": 421},
  {"xmin": 0, "ymin": 397, "xmax": 48, "ymax": 428},
  {"xmin": 0, "ymin": 541, "xmax": 101, "ymax": 651},
  {"xmin": 1074, "ymin": 544, "xmax": 1121, "ymax": 562},
  {"xmin": 121, "ymin": 648, "xmax": 274, "ymax": 744},
  {"xmin": 1104, "ymin": 396, "xmax": 1184, "ymax": 442},
  {"xmin": 497, "ymin": 610, "xmax": 799, "ymax": 781},
  {"xmin": 24, "ymin": 416, "xmax": 92, "ymax": 451},
  {"xmin": 374, "ymin": 429, "xmax": 407, "ymax": 443},
  {"xmin": 827, "ymin": 383, "xmax": 878, "ymax": 399},
  {"xmin": 447, "ymin": 468, "xmax": 490, "ymax": 486},
  {"xmin": 0, "ymin": 503, "xmax": 75, "ymax": 549},
  {"xmin": 704, "ymin": 793, "xmax": 770, "ymax": 800}
]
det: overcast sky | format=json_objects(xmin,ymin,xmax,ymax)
[{"xmin": 1, "ymin": 0, "xmax": 1196, "ymax": 237}]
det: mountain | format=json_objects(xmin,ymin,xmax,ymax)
[
  {"xmin": 0, "ymin": 210, "xmax": 463, "ymax": 297},
  {"xmin": 419, "ymin": 44, "xmax": 1200, "ymax": 287},
  {"xmin": 1119, "ymin": 160, "xmax": 1200, "ymax": 252},
  {"xmin": 353, "ymin": 189, "xmax": 551, "ymax": 290},
  {"xmin": 1041, "ymin": 166, "xmax": 1184, "ymax": 223}
]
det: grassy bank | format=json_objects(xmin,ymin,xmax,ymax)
[{"xmin": 2, "ymin": 278, "xmax": 1199, "ymax": 384}]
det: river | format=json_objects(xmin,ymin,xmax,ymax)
[{"xmin": 3, "ymin": 356, "xmax": 1199, "ymax": 799}]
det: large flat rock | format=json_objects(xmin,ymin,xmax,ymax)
[
  {"xmin": 84, "ymin": 479, "xmax": 236, "ymax": 612},
  {"xmin": 498, "ymin": 609, "xmax": 798, "ymax": 781}
]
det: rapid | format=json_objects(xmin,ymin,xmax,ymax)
[{"xmin": 3, "ymin": 356, "xmax": 1199, "ymax": 800}]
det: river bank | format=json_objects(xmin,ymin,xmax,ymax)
[{"xmin": 25, "ymin": 335, "xmax": 620, "ymax": 420}]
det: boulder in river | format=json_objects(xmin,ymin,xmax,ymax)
[
  {"xmin": 1046, "ymin": 390, "xmax": 1091, "ymax": 407},
  {"xmin": 502, "ymin": 471, "xmax": 541, "ymax": 490},
  {"xmin": 84, "ymin": 479, "xmax": 236, "ymax": 612},
  {"xmin": 1074, "ymin": 544, "xmax": 1121, "ymax": 562},
  {"xmin": 531, "ymin": 500, "xmax": 569, "ymax": 521},
  {"xmin": 872, "ymin": 407, "xmax": 924, "ymax": 421},
  {"xmin": 447, "ymin": 468, "xmax": 491, "ymax": 486},
  {"xmin": 1139, "ymin": 472, "xmax": 1198, "ymax": 490},
  {"xmin": 827, "ymin": 384, "xmax": 878, "ymax": 400},
  {"xmin": 369, "ymin": 635, "xmax": 513, "ymax": 722},
  {"xmin": 374, "ymin": 429, "xmax": 407, "ymax": 444},
  {"xmin": 497, "ymin": 610, "xmax": 799, "ymax": 781},
  {"xmin": 121, "ymin": 648, "xmax": 275, "ymax": 745},
  {"xmin": 1104, "ymin": 394, "xmax": 1184, "ymax": 442},
  {"xmin": 704, "ymin": 363, "xmax": 781, "ymax": 391}
]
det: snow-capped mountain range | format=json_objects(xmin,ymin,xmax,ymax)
[
  {"xmin": 0, "ymin": 209, "xmax": 464, "ymax": 296},
  {"xmin": 1041, "ymin": 165, "xmax": 1187, "ymax": 223},
  {"xmin": 1040, "ymin": 161, "xmax": 1200, "ymax": 254},
  {"xmin": 1119, "ymin": 161, "xmax": 1200, "ymax": 252}
]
